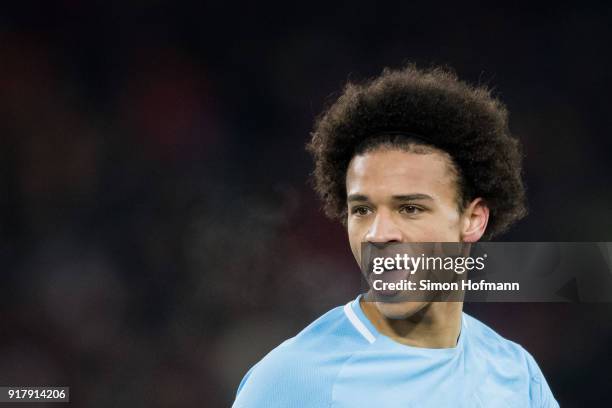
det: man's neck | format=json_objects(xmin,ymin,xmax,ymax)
[{"xmin": 360, "ymin": 299, "xmax": 464, "ymax": 349}]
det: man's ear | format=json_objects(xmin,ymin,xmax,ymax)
[{"xmin": 461, "ymin": 198, "xmax": 489, "ymax": 243}]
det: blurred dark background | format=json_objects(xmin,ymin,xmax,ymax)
[{"xmin": 1, "ymin": 2, "xmax": 611, "ymax": 407}]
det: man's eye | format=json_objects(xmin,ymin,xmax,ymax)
[
  {"xmin": 351, "ymin": 206, "xmax": 371, "ymax": 216},
  {"xmin": 399, "ymin": 205, "xmax": 423, "ymax": 215}
]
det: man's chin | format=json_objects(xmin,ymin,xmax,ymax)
[{"xmin": 374, "ymin": 300, "xmax": 429, "ymax": 320}]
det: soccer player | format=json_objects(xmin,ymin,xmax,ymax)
[{"xmin": 232, "ymin": 66, "xmax": 559, "ymax": 407}]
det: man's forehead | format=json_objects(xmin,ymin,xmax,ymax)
[{"xmin": 346, "ymin": 148, "xmax": 456, "ymax": 187}]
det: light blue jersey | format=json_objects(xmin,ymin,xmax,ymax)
[{"xmin": 233, "ymin": 295, "xmax": 558, "ymax": 407}]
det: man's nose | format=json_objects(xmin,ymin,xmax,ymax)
[{"xmin": 365, "ymin": 211, "xmax": 402, "ymax": 243}]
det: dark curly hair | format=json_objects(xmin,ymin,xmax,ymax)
[{"xmin": 306, "ymin": 65, "xmax": 527, "ymax": 240}]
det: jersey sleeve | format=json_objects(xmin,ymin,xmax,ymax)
[
  {"xmin": 524, "ymin": 350, "xmax": 559, "ymax": 408},
  {"xmin": 234, "ymin": 363, "xmax": 258, "ymax": 398},
  {"xmin": 231, "ymin": 345, "xmax": 333, "ymax": 408},
  {"xmin": 232, "ymin": 304, "xmax": 360, "ymax": 407}
]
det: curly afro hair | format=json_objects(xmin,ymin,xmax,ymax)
[{"xmin": 306, "ymin": 65, "xmax": 527, "ymax": 240}]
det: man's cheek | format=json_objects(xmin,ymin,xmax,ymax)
[{"xmin": 347, "ymin": 225, "xmax": 362, "ymax": 261}]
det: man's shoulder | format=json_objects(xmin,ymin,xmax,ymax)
[
  {"xmin": 287, "ymin": 300, "xmax": 374, "ymax": 350},
  {"xmin": 463, "ymin": 313, "xmax": 528, "ymax": 359},
  {"xmin": 250, "ymin": 300, "xmax": 371, "ymax": 368},
  {"xmin": 233, "ymin": 299, "xmax": 369, "ymax": 407},
  {"xmin": 463, "ymin": 313, "xmax": 546, "ymax": 382},
  {"xmin": 463, "ymin": 313, "xmax": 559, "ymax": 407}
]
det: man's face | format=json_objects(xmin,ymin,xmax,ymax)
[{"xmin": 346, "ymin": 147, "xmax": 465, "ymax": 319}]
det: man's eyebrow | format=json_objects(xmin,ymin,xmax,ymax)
[
  {"xmin": 347, "ymin": 194, "xmax": 369, "ymax": 203},
  {"xmin": 346, "ymin": 193, "xmax": 433, "ymax": 202},
  {"xmin": 391, "ymin": 194, "xmax": 433, "ymax": 201}
]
